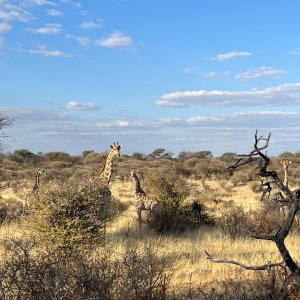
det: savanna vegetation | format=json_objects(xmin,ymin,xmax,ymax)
[{"xmin": 1, "ymin": 116, "xmax": 300, "ymax": 299}]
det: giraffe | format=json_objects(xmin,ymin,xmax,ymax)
[
  {"xmin": 87, "ymin": 142, "xmax": 121, "ymax": 234},
  {"xmin": 33, "ymin": 168, "xmax": 47, "ymax": 192},
  {"xmin": 88, "ymin": 142, "xmax": 122, "ymax": 197},
  {"xmin": 279, "ymin": 159, "xmax": 292, "ymax": 217},
  {"xmin": 130, "ymin": 169, "xmax": 160, "ymax": 229},
  {"xmin": 280, "ymin": 159, "xmax": 292, "ymax": 188}
]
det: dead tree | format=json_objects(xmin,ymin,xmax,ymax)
[{"xmin": 206, "ymin": 130, "xmax": 300, "ymax": 298}]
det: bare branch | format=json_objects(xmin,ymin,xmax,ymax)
[
  {"xmin": 249, "ymin": 231, "xmax": 277, "ymax": 241},
  {"xmin": 205, "ymin": 251, "xmax": 284, "ymax": 271},
  {"xmin": 226, "ymin": 130, "xmax": 300, "ymax": 275}
]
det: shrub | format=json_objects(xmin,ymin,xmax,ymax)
[
  {"xmin": 218, "ymin": 204, "xmax": 249, "ymax": 239},
  {"xmin": 0, "ymin": 237, "xmax": 168, "ymax": 300},
  {"xmin": 178, "ymin": 201, "xmax": 215, "ymax": 229},
  {"xmin": 42, "ymin": 151, "xmax": 74, "ymax": 162},
  {"xmin": 120, "ymin": 243, "xmax": 168, "ymax": 299},
  {"xmin": 145, "ymin": 166, "xmax": 189, "ymax": 211},
  {"xmin": 248, "ymin": 200, "xmax": 284, "ymax": 235},
  {"xmin": 83, "ymin": 152, "xmax": 105, "ymax": 165},
  {"xmin": 25, "ymin": 178, "xmax": 112, "ymax": 250},
  {"xmin": 249, "ymin": 180, "xmax": 263, "ymax": 193},
  {"xmin": 0, "ymin": 198, "xmax": 24, "ymax": 224},
  {"xmin": 141, "ymin": 167, "xmax": 214, "ymax": 232}
]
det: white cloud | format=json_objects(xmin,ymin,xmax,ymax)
[
  {"xmin": 0, "ymin": 2, "xmax": 31, "ymax": 22},
  {"xmin": 155, "ymin": 83, "xmax": 300, "ymax": 107},
  {"xmin": 28, "ymin": 23, "xmax": 61, "ymax": 34},
  {"xmin": 80, "ymin": 20, "xmax": 103, "ymax": 29},
  {"xmin": 155, "ymin": 117, "xmax": 182, "ymax": 124},
  {"xmin": 96, "ymin": 120, "xmax": 142, "ymax": 128},
  {"xmin": 208, "ymin": 51, "xmax": 252, "ymax": 61},
  {"xmin": 204, "ymin": 71, "xmax": 230, "ymax": 78},
  {"xmin": 29, "ymin": 44, "xmax": 69, "ymax": 57},
  {"xmin": 66, "ymin": 34, "xmax": 90, "ymax": 47},
  {"xmin": 66, "ymin": 101, "xmax": 101, "ymax": 110},
  {"xmin": 235, "ymin": 66, "xmax": 286, "ymax": 81},
  {"xmin": 4, "ymin": 106, "xmax": 300, "ymax": 156},
  {"xmin": 25, "ymin": 0, "xmax": 56, "ymax": 5},
  {"xmin": 0, "ymin": 22, "xmax": 12, "ymax": 32},
  {"xmin": 187, "ymin": 111, "xmax": 298, "ymax": 125},
  {"xmin": 47, "ymin": 9, "xmax": 62, "ymax": 16},
  {"xmin": 95, "ymin": 31, "xmax": 134, "ymax": 49},
  {"xmin": 182, "ymin": 66, "xmax": 198, "ymax": 73},
  {"xmin": 204, "ymin": 71, "xmax": 222, "ymax": 78}
]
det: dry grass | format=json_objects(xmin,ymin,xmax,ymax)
[
  {"xmin": 106, "ymin": 177, "xmax": 300, "ymax": 293},
  {"xmin": 0, "ymin": 168, "xmax": 299, "ymax": 297}
]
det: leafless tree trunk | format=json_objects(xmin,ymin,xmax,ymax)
[
  {"xmin": 206, "ymin": 130, "xmax": 300, "ymax": 298},
  {"xmin": 227, "ymin": 130, "xmax": 300, "ymax": 275}
]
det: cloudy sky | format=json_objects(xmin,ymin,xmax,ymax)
[{"xmin": 1, "ymin": 0, "xmax": 300, "ymax": 156}]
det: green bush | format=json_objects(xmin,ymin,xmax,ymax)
[
  {"xmin": 26, "ymin": 178, "xmax": 112, "ymax": 250},
  {"xmin": 145, "ymin": 166, "xmax": 189, "ymax": 211},
  {"xmin": 143, "ymin": 166, "xmax": 192, "ymax": 232}
]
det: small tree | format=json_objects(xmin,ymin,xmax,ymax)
[
  {"xmin": 144, "ymin": 166, "xmax": 190, "ymax": 232},
  {"xmin": 148, "ymin": 148, "xmax": 166, "ymax": 159},
  {"xmin": 177, "ymin": 151, "xmax": 193, "ymax": 162},
  {"xmin": 191, "ymin": 150, "xmax": 213, "ymax": 159},
  {"xmin": 131, "ymin": 152, "xmax": 145, "ymax": 160},
  {"xmin": 219, "ymin": 152, "xmax": 238, "ymax": 162},
  {"xmin": 279, "ymin": 151, "xmax": 295, "ymax": 158},
  {"xmin": 12, "ymin": 149, "xmax": 36, "ymax": 164},
  {"xmin": 82, "ymin": 150, "xmax": 94, "ymax": 158}
]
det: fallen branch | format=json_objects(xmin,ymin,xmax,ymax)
[{"xmin": 205, "ymin": 251, "xmax": 284, "ymax": 271}]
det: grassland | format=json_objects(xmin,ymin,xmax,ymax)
[{"xmin": 0, "ymin": 154, "xmax": 300, "ymax": 299}]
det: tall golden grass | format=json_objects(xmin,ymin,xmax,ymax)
[{"xmin": 0, "ymin": 159, "xmax": 299, "ymax": 298}]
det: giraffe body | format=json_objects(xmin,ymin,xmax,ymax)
[{"xmin": 130, "ymin": 170, "xmax": 160, "ymax": 229}]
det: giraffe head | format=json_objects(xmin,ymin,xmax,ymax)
[
  {"xmin": 38, "ymin": 169, "xmax": 47, "ymax": 175},
  {"xmin": 110, "ymin": 142, "xmax": 122, "ymax": 158},
  {"xmin": 280, "ymin": 159, "xmax": 292, "ymax": 169},
  {"xmin": 130, "ymin": 169, "xmax": 138, "ymax": 178}
]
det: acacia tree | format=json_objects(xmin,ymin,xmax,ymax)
[{"xmin": 206, "ymin": 130, "xmax": 300, "ymax": 298}]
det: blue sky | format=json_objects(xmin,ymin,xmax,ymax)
[{"xmin": 1, "ymin": 0, "xmax": 300, "ymax": 156}]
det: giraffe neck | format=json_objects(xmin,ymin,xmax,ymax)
[
  {"xmin": 36, "ymin": 172, "xmax": 40, "ymax": 186},
  {"xmin": 98, "ymin": 150, "xmax": 116, "ymax": 185},
  {"xmin": 132, "ymin": 174, "xmax": 146, "ymax": 196},
  {"xmin": 284, "ymin": 168, "xmax": 289, "ymax": 187}
]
